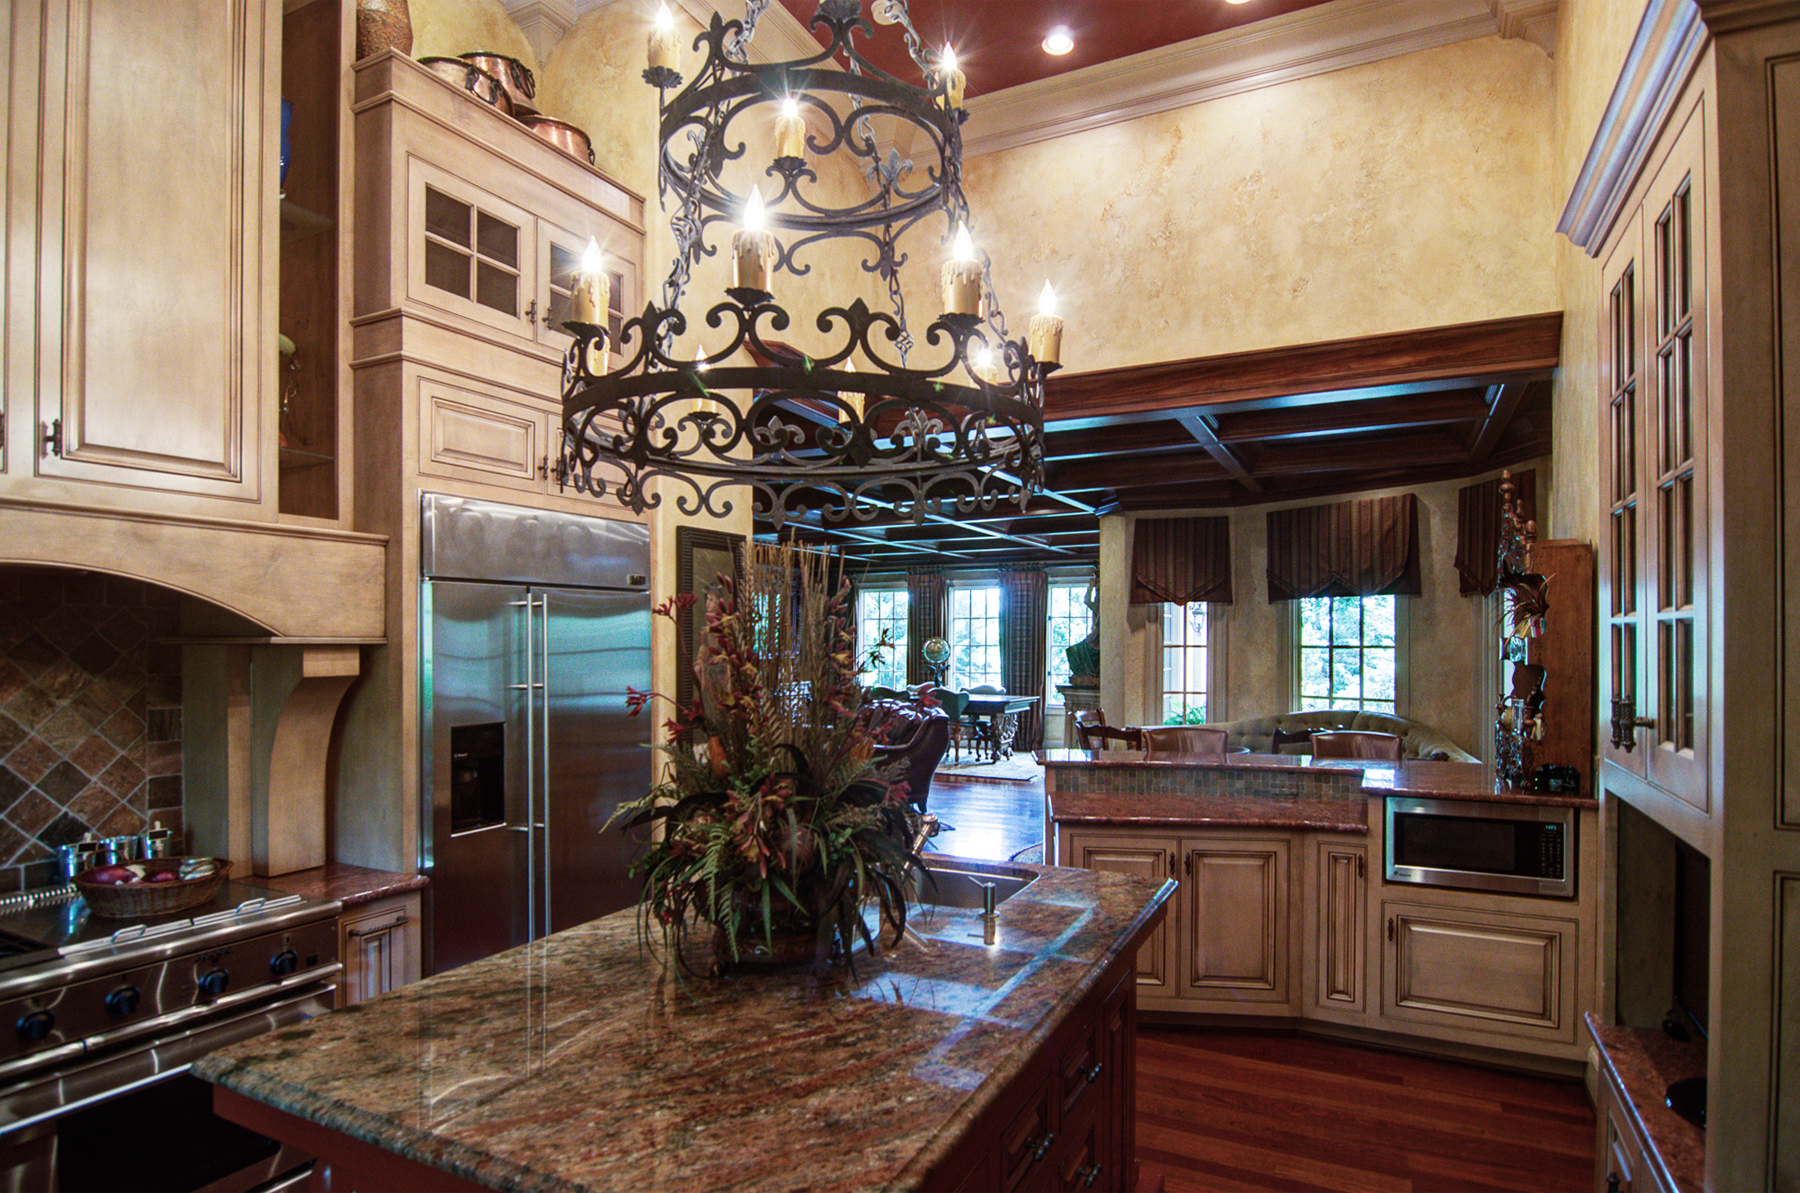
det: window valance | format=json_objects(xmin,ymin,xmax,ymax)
[
  {"xmin": 1130, "ymin": 516, "xmax": 1233, "ymax": 606},
  {"xmin": 1265, "ymin": 494, "xmax": 1420, "ymax": 602},
  {"xmin": 1454, "ymin": 470, "xmax": 1537, "ymax": 596}
]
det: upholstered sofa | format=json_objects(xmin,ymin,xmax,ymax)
[{"xmin": 1201, "ymin": 710, "xmax": 1478, "ymax": 762}]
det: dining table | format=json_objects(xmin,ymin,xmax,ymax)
[{"xmin": 960, "ymin": 694, "xmax": 1037, "ymax": 763}]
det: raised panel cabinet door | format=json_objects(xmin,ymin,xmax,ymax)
[
  {"xmin": 1062, "ymin": 831, "xmax": 1177, "ymax": 999},
  {"xmin": 28, "ymin": 0, "xmax": 274, "ymax": 502},
  {"xmin": 407, "ymin": 159, "xmax": 538, "ymax": 345},
  {"xmin": 1177, "ymin": 837, "xmax": 1291, "ymax": 1007},
  {"xmin": 417, "ymin": 375, "xmax": 549, "ymax": 493},
  {"xmin": 1382, "ymin": 900, "xmax": 1576, "ymax": 1043},
  {"xmin": 340, "ymin": 895, "xmax": 419, "ymax": 1006},
  {"xmin": 1313, "ymin": 841, "xmax": 1366, "ymax": 1014},
  {"xmin": 1600, "ymin": 208, "xmax": 1649, "ymax": 782}
]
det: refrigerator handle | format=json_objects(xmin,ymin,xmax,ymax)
[
  {"xmin": 510, "ymin": 596, "xmax": 537, "ymax": 942},
  {"xmin": 538, "ymin": 591, "xmax": 553, "ymax": 938}
]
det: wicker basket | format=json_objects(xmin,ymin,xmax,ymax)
[{"xmin": 75, "ymin": 858, "xmax": 231, "ymax": 919}]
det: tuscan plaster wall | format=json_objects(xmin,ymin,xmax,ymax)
[
  {"xmin": 408, "ymin": 0, "xmax": 539, "ymax": 73},
  {"xmin": 902, "ymin": 34, "xmax": 1558, "ymax": 376},
  {"xmin": 1097, "ymin": 459, "xmax": 1552, "ymax": 762},
  {"xmin": 1548, "ymin": 0, "xmax": 1653, "ymax": 547}
]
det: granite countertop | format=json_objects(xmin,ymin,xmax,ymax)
[
  {"xmin": 257, "ymin": 863, "xmax": 429, "ymax": 908},
  {"xmin": 1049, "ymin": 788, "xmax": 1368, "ymax": 833},
  {"xmin": 1039, "ymin": 750, "xmax": 1597, "ymax": 808},
  {"xmin": 196, "ymin": 860, "xmax": 1172, "ymax": 1193},
  {"xmin": 1585, "ymin": 1015, "xmax": 1704, "ymax": 1193}
]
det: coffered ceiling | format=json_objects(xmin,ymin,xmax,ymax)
[
  {"xmin": 773, "ymin": 0, "xmax": 1339, "ymax": 96},
  {"xmin": 779, "ymin": 313, "xmax": 1562, "ymax": 571}
]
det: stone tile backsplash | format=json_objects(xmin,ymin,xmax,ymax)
[
  {"xmin": 1053, "ymin": 761, "xmax": 1366, "ymax": 802},
  {"xmin": 0, "ymin": 567, "xmax": 184, "ymax": 892}
]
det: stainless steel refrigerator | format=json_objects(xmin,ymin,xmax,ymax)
[{"xmin": 418, "ymin": 494, "xmax": 651, "ymax": 976}]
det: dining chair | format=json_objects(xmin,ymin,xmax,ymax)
[
  {"xmin": 1140, "ymin": 725, "xmax": 1229, "ymax": 758},
  {"xmin": 1077, "ymin": 724, "xmax": 1143, "ymax": 752},
  {"xmin": 1309, "ymin": 730, "xmax": 1403, "ymax": 760},
  {"xmin": 930, "ymin": 687, "xmax": 971, "ymax": 764}
]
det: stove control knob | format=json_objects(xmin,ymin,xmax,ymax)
[
  {"xmin": 105, "ymin": 986, "xmax": 141, "ymax": 1017},
  {"xmin": 198, "ymin": 968, "xmax": 231, "ymax": 998},
  {"xmin": 16, "ymin": 1010, "xmax": 54, "ymax": 1042},
  {"xmin": 269, "ymin": 949, "xmax": 299, "ymax": 978}
]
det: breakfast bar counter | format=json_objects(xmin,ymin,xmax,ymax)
[{"xmin": 196, "ymin": 860, "xmax": 1172, "ymax": 1192}]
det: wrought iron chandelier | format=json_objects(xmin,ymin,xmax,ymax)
[{"xmin": 557, "ymin": 0, "xmax": 1063, "ymax": 528}]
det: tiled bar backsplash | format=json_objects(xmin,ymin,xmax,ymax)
[
  {"xmin": 0, "ymin": 566, "xmax": 184, "ymax": 891},
  {"xmin": 1046, "ymin": 759, "xmax": 1367, "ymax": 802}
]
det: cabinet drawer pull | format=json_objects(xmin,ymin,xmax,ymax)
[
  {"xmin": 1078, "ymin": 1162, "xmax": 1103, "ymax": 1188},
  {"xmin": 1079, "ymin": 1060, "xmax": 1104, "ymax": 1086},
  {"xmin": 1387, "ymin": 916, "xmax": 1395, "ymax": 942},
  {"xmin": 348, "ymin": 915, "xmax": 409, "ymax": 938},
  {"xmin": 1026, "ymin": 1130, "xmax": 1055, "ymax": 1162}
]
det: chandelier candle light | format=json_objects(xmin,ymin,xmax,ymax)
[
  {"xmin": 557, "ymin": 0, "xmax": 1063, "ymax": 529},
  {"xmin": 1028, "ymin": 282, "xmax": 1062, "ymax": 366},
  {"xmin": 941, "ymin": 224, "xmax": 983, "ymax": 318},
  {"xmin": 774, "ymin": 96, "xmax": 807, "ymax": 162},
  {"xmin": 732, "ymin": 186, "xmax": 776, "ymax": 294}
]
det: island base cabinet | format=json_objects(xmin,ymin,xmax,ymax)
[
  {"xmin": 1059, "ymin": 832, "xmax": 1178, "ymax": 1006},
  {"xmin": 1178, "ymin": 838, "xmax": 1293, "ymax": 1012},
  {"xmin": 339, "ymin": 893, "xmax": 422, "ymax": 1007}
]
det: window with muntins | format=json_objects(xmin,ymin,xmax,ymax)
[
  {"xmin": 948, "ymin": 585, "xmax": 1002, "ymax": 689},
  {"xmin": 422, "ymin": 186, "xmax": 520, "ymax": 316},
  {"xmin": 1295, "ymin": 596, "xmax": 1398, "ymax": 715},
  {"xmin": 1161, "ymin": 603, "xmax": 1210, "ymax": 724},
  {"xmin": 1046, "ymin": 583, "xmax": 1095, "ymax": 699},
  {"xmin": 856, "ymin": 588, "xmax": 908, "ymax": 689}
]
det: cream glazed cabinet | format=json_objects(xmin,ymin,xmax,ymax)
[{"xmin": 334, "ymin": 51, "xmax": 646, "ymax": 895}]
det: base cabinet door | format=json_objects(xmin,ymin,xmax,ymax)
[
  {"xmin": 1311, "ymin": 840, "xmax": 1367, "ymax": 1017},
  {"xmin": 1380, "ymin": 899, "xmax": 1577, "ymax": 1047},
  {"xmin": 1061, "ymin": 831, "xmax": 1178, "ymax": 1005},
  {"xmin": 340, "ymin": 893, "xmax": 422, "ymax": 1007},
  {"xmin": 1177, "ymin": 836, "xmax": 1292, "ymax": 1010}
]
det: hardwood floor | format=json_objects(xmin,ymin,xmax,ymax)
[
  {"xmin": 923, "ymin": 768, "xmax": 1045, "ymax": 862},
  {"xmin": 1136, "ymin": 1027, "xmax": 1596, "ymax": 1193}
]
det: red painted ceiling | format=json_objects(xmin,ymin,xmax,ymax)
[{"xmin": 774, "ymin": 0, "xmax": 1339, "ymax": 96}]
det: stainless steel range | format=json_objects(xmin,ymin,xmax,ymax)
[{"xmin": 0, "ymin": 880, "xmax": 341, "ymax": 1192}]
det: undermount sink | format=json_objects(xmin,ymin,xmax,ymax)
[{"xmin": 911, "ymin": 863, "xmax": 1035, "ymax": 910}]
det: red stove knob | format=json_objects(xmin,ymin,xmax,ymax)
[
  {"xmin": 197, "ymin": 968, "xmax": 231, "ymax": 998},
  {"xmin": 269, "ymin": 949, "xmax": 300, "ymax": 978},
  {"xmin": 105, "ymin": 986, "xmax": 141, "ymax": 1017},
  {"xmin": 15, "ymin": 1009, "xmax": 54, "ymax": 1042}
]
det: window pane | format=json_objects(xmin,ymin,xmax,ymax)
[
  {"xmin": 1299, "ymin": 599, "xmax": 1330, "ymax": 646},
  {"xmin": 1296, "ymin": 596, "xmax": 1401, "ymax": 715},
  {"xmin": 1161, "ymin": 603, "xmax": 1209, "ymax": 725},
  {"xmin": 1364, "ymin": 596, "xmax": 1396, "ymax": 645},
  {"xmin": 475, "ymin": 261, "xmax": 518, "ymax": 314},
  {"xmin": 1300, "ymin": 647, "xmax": 1330, "ymax": 699},
  {"xmin": 949, "ymin": 585, "xmax": 1002, "ymax": 689},
  {"xmin": 476, "ymin": 211, "xmax": 519, "ymax": 268},
  {"xmin": 425, "ymin": 187, "xmax": 470, "ymax": 246},
  {"xmin": 1331, "ymin": 598, "xmax": 1362, "ymax": 646},
  {"xmin": 1364, "ymin": 649, "xmax": 1397, "ymax": 702},
  {"xmin": 856, "ymin": 588, "xmax": 908, "ymax": 690},
  {"xmin": 425, "ymin": 240, "xmax": 470, "ymax": 298},
  {"xmin": 1332, "ymin": 651, "xmax": 1362, "ymax": 701}
]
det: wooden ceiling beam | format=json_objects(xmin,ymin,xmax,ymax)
[
  {"xmin": 1211, "ymin": 390, "xmax": 1492, "ymax": 443},
  {"xmin": 1252, "ymin": 431, "xmax": 1471, "ymax": 477},
  {"xmin": 1045, "ymin": 311, "xmax": 1563, "ymax": 424},
  {"xmin": 1047, "ymin": 449, "xmax": 1226, "ymax": 492},
  {"xmin": 1174, "ymin": 413, "xmax": 1264, "ymax": 494},
  {"xmin": 1468, "ymin": 380, "xmax": 1530, "ymax": 462}
]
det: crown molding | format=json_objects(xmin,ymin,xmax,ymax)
[
  {"xmin": 958, "ymin": 0, "xmax": 1500, "ymax": 158},
  {"xmin": 1557, "ymin": 0, "xmax": 1707, "ymax": 255},
  {"xmin": 507, "ymin": 0, "xmax": 576, "ymax": 64},
  {"xmin": 1693, "ymin": 0, "xmax": 1800, "ymax": 32},
  {"xmin": 1491, "ymin": 0, "xmax": 1558, "ymax": 55}
]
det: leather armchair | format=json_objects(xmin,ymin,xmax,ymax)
[{"xmin": 859, "ymin": 699, "xmax": 951, "ymax": 811}]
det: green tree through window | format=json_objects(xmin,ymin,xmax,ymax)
[
  {"xmin": 1296, "ymin": 595, "xmax": 1398, "ymax": 714},
  {"xmin": 1162, "ymin": 603, "xmax": 1209, "ymax": 724}
]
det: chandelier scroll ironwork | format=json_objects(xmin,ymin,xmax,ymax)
[{"xmin": 560, "ymin": 0, "xmax": 1057, "ymax": 528}]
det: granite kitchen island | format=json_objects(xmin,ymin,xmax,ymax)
[{"xmin": 197, "ymin": 860, "xmax": 1172, "ymax": 1192}]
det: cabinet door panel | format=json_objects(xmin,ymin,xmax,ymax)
[
  {"xmin": 408, "ymin": 160, "xmax": 537, "ymax": 342},
  {"xmin": 1384, "ymin": 901, "xmax": 1574, "ymax": 1040},
  {"xmin": 33, "ymin": 0, "xmax": 270, "ymax": 499},
  {"xmin": 1179, "ymin": 839, "xmax": 1289, "ymax": 1005},
  {"xmin": 1315, "ymin": 842, "xmax": 1365, "ymax": 1014},
  {"xmin": 1062, "ymin": 832, "xmax": 1175, "ymax": 998},
  {"xmin": 418, "ymin": 377, "xmax": 546, "ymax": 492}
]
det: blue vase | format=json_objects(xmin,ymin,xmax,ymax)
[{"xmin": 279, "ymin": 98, "xmax": 292, "ymax": 191}]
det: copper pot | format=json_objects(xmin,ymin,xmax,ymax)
[
  {"xmin": 461, "ymin": 51, "xmax": 536, "ymax": 111},
  {"xmin": 418, "ymin": 56, "xmax": 511, "ymax": 116},
  {"xmin": 522, "ymin": 115, "xmax": 594, "ymax": 165}
]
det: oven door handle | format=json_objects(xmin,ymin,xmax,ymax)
[{"xmin": 0, "ymin": 979, "xmax": 339, "ymax": 1139}]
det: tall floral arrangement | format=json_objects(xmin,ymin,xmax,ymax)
[{"xmin": 612, "ymin": 539, "xmax": 920, "ymax": 971}]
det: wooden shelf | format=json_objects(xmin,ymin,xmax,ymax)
[
  {"xmin": 279, "ymin": 445, "xmax": 335, "ymax": 469},
  {"xmin": 279, "ymin": 197, "xmax": 335, "ymax": 240}
]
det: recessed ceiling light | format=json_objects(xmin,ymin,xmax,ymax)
[
  {"xmin": 1225, "ymin": 0, "xmax": 1253, "ymax": 5},
  {"xmin": 1042, "ymin": 26, "xmax": 1074, "ymax": 55}
]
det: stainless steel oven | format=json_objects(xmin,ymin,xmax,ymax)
[
  {"xmin": 1384, "ymin": 796, "xmax": 1575, "ymax": 898},
  {"xmin": 0, "ymin": 884, "xmax": 341, "ymax": 1192}
]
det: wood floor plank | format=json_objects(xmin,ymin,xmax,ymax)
[{"xmin": 1136, "ymin": 1027, "xmax": 1594, "ymax": 1193}]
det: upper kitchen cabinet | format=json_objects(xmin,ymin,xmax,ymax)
[
  {"xmin": 2, "ymin": 0, "xmax": 281, "ymax": 518},
  {"xmin": 350, "ymin": 52, "xmax": 642, "ymax": 370}
]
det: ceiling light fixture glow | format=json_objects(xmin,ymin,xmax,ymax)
[{"xmin": 1042, "ymin": 26, "xmax": 1074, "ymax": 55}]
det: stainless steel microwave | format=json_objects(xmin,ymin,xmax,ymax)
[{"xmin": 1384, "ymin": 797, "xmax": 1575, "ymax": 898}]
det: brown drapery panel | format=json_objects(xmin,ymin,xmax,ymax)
[
  {"xmin": 1454, "ymin": 470, "xmax": 1537, "ymax": 595},
  {"xmin": 1266, "ymin": 494, "xmax": 1421, "ymax": 601},
  {"xmin": 904, "ymin": 568, "xmax": 946, "ymax": 687},
  {"xmin": 998, "ymin": 568, "xmax": 1049, "ymax": 750},
  {"xmin": 1129, "ymin": 516, "xmax": 1234, "ymax": 605}
]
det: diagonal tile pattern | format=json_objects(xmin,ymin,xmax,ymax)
[{"xmin": 0, "ymin": 567, "xmax": 184, "ymax": 892}]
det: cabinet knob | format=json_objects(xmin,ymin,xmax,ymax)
[{"xmin": 1609, "ymin": 696, "xmax": 1656, "ymax": 752}]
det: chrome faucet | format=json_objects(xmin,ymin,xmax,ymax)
[{"xmin": 910, "ymin": 812, "xmax": 942, "ymax": 858}]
